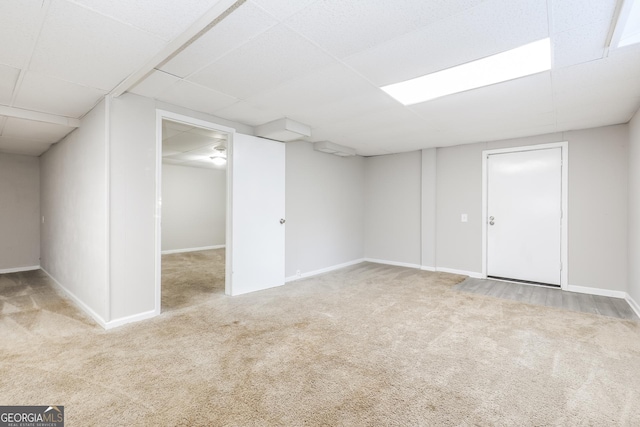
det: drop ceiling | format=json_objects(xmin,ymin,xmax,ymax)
[{"xmin": 1, "ymin": 0, "xmax": 639, "ymax": 157}]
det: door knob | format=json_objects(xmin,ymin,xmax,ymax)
[
  {"xmin": 489, "ymin": 216, "xmax": 495, "ymax": 226},
  {"xmin": 280, "ymin": 218, "xmax": 286, "ymax": 225}
]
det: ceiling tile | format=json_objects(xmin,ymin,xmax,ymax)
[
  {"xmin": 160, "ymin": 2, "xmax": 278, "ymax": 78},
  {"xmin": 213, "ymin": 101, "xmax": 283, "ymax": 127},
  {"xmin": 552, "ymin": 19, "xmax": 608, "ymax": 69},
  {"xmin": 556, "ymin": 96, "xmax": 640, "ymax": 125},
  {"xmin": 285, "ymin": 0, "xmax": 490, "ymax": 59},
  {"xmin": 67, "ymin": 0, "xmax": 218, "ymax": 41},
  {"xmin": 0, "ymin": 64, "xmax": 20, "ymax": 104},
  {"xmin": 345, "ymin": 0, "xmax": 549, "ymax": 86},
  {"xmin": 410, "ymin": 72, "xmax": 554, "ymax": 127},
  {"xmin": 0, "ymin": 0, "xmax": 44, "ymax": 69},
  {"xmin": 187, "ymin": 24, "xmax": 337, "ymax": 99},
  {"xmin": 130, "ymin": 70, "xmax": 180, "ymax": 99},
  {"xmin": 0, "ymin": 136, "xmax": 53, "ymax": 156},
  {"xmin": 551, "ymin": 0, "xmax": 617, "ymax": 33},
  {"xmin": 3, "ymin": 117, "xmax": 75, "ymax": 143},
  {"xmin": 552, "ymin": 49, "xmax": 640, "ymax": 91},
  {"xmin": 156, "ymin": 80, "xmax": 238, "ymax": 115},
  {"xmin": 29, "ymin": 0, "xmax": 166, "ymax": 90},
  {"xmin": 247, "ymin": 64, "xmax": 377, "ymax": 112},
  {"xmin": 249, "ymin": 0, "xmax": 318, "ymax": 20},
  {"xmin": 554, "ymin": 78, "xmax": 640, "ymax": 109},
  {"xmin": 13, "ymin": 71, "xmax": 107, "ymax": 118}
]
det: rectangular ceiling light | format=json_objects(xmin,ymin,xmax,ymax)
[
  {"xmin": 381, "ymin": 38, "xmax": 552, "ymax": 105},
  {"xmin": 611, "ymin": 0, "xmax": 640, "ymax": 48}
]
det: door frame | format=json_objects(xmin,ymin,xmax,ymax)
[
  {"xmin": 481, "ymin": 142, "xmax": 568, "ymax": 290},
  {"xmin": 154, "ymin": 109, "xmax": 236, "ymax": 315}
]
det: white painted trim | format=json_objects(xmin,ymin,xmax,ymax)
[
  {"xmin": 155, "ymin": 110, "xmax": 235, "ymax": 314},
  {"xmin": 625, "ymin": 294, "xmax": 640, "ymax": 318},
  {"xmin": 481, "ymin": 141, "xmax": 569, "ymax": 290},
  {"xmin": 0, "ymin": 265, "xmax": 40, "ymax": 274},
  {"xmin": 0, "ymin": 105, "xmax": 80, "ymax": 127},
  {"xmin": 566, "ymin": 284, "xmax": 627, "ymax": 299},
  {"xmin": 420, "ymin": 266, "xmax": 436, "ymax": 272},
  {"xmin": 285, "ymin": 259, "xmax": 365, "ymax": 282},
  {"xmin": 41, "ymin": 268, "xmax": 108, "ymax": 329},
  {"xmin": 104, "ymin": 310, "xmax": 157, "ymax": 330},
  {"xmin": 364, "ymin": 258, "xmax": 422, "ymax": 269},
  {"xmin": 436, "ymin": 267, "xmax": 484, "ymax": 278},
  {"xmin": 161, "ymin": 245, "xmax": 225, "ymax": 255}
]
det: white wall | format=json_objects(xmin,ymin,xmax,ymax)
[
  {"xmin": 421, "ymin": 148, "xmax": 437, "ymax": 269},
  {"xmin": 109, "ymin": 94, "xmax": 157, "ymax": 320},
  {"xmin": 0, "ymin": 153, "xmax": 40, "ymax": 271},
  {"xmin": 434, "ymin": 125, "xmax": 629, "ymax": 292},
  {"xmin": 629, "ymin": 108, "xmax": 640, "ymax": 305},
  {"xmin": 364, "ymin": 151, "xmax": 422, "ymax": 266},
  {"xmin": 40, "ymin": 99, "xmax": 109, "ymax": 321},
  {"xmin": 285, "ymin": 141, "xmax": 365, "ymax": 277},
  {"xmin": 108, "ymin": 93, "xmax": 250, "ymax": 322},
  {"xmin": 161, "ymin": 164, "xmax": 226, "ymax": 252}
]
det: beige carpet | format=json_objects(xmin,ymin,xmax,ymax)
[{"xmin": 1, "ymin": 251, "xmax": 640, "ymax": 426}]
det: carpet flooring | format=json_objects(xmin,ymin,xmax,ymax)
[{"xmin": 1, "ymin": 251, "xmax": 640, "ymax": 426}]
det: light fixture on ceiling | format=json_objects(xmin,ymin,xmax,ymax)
[
  {"xmin": 609, "ymin": 0, "xmax": 640, "ymax": 49},
  {"xmin": 380, "ymin": 38, "xmax": 552, "ymax": 105},
  {"xmin": 313, "ymin": 141, "xmax": 357, "ymax": 157},
  {"xmin": 210, "ymin": 145, "xmax": 227, "ymax": 166}
]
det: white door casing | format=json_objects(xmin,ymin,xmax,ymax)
[
  {"xmin": 228, "ymin": 133, "xmax": 285, "ymax": 296},
  {"xmin": 482, "ymin": 143, "xmax": 568, "ymax": 287}
]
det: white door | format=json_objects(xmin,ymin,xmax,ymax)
[
  {"xmin": 228, "ymin": 133, "xmax": 285, "ymax": 295},
  {"xmin": 487, "ymin": 148, "xmax": 562, "ymax": 285}
]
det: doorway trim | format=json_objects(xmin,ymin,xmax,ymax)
[
  {"xmin": 154, "ymin": 109, "xmax": 236, "ymax": 315},
  {"xmin": 481, "ymin": 141, "xmax": 569, "ymax": 290}
]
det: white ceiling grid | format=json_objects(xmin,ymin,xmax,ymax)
[{"xmin": 1, "ymin": 0, "xmax": 640, "ymax": 158}]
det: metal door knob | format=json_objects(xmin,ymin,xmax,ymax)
[
  {"xmin": 280, "ymin": 218, "xmax": 286, "ymax": 224},
  {"xmin": 489, "ymin": 221, "xmax": 495, "ymax": 225}
]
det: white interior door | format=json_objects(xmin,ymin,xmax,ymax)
[
  {"xmin": 487, "ymin": 148, "xmax": 562, "ymax": 285},
  {"xmin": 228, "ymin": 133, "xmax": 285, "ymax": 296}
]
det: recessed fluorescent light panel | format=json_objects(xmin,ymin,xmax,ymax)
[
  {"xmin": 612, "ymin": 0, "xmax": 640, "ymax": 48},
  {"xmin": 381, "ymin": 38, "xmax": 552, "ymax": 105}
]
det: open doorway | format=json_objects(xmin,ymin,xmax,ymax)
[{"xmin": 157, "ymin": 115, "xmax": 231, "ymax": 313}]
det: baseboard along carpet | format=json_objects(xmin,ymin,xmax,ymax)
[{"xmin": 1, "ymin": 251, "xmax": 639, "ymax": 426}]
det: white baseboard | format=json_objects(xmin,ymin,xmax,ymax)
[
  {"xmin": 420, "ymin": 266, "xmax": 436, "ymax": 272},
  {"xmin": 436, "ymin": 267, "xmax": 484, "ymax": 278},
  {"xmin": 0, "ymin": 265, "xmax": 41, "ymax": 274},
  {"xmin": 41, "ymin": 268, "xmax": 108, "ymax": 329},
  {"xmin": 285, "ymin": 258, "xmax": 365, "ymax": 282},
  {"xmin": 626, "ymin": 294, "xmax": 640, "ymax": 318},
  {"xmin": 565, "ymin": 284, "xmax": 627, "ymax": 299},
  {"xmin": 364, "ymin": 258, "xmax": 422, "ymax": 269},
  {"xmin": 161, "ymin": 245, "xmax": 225, "ymax": 255},
  {"xmin": 104, "ymin": 309, "xmax": 158, "ymax": 330}
]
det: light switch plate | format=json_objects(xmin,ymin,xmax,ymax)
[{"xmin": 461, "ymin": 214, "xmax": 468, "ymax": 222}]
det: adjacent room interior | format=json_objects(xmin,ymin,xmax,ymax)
[
  {"xmin": 160, "ymin": 119, "xmax": 228, "ymax": 312},
  {"xmin": 1, "ymin": 0, "xmax": 640, "ymax": 424}
]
